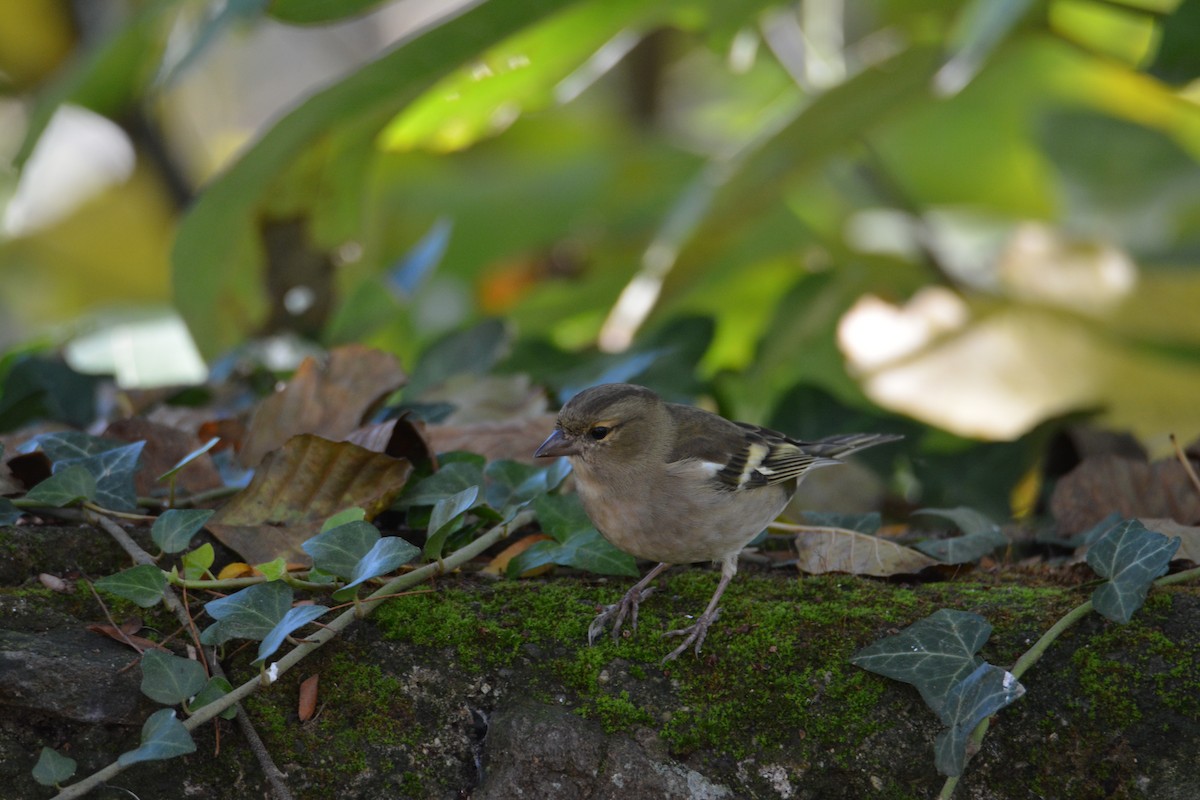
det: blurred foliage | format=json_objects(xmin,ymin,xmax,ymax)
[{"xmin": 4, "ymin": 0, "xmax": 1200, "ymax": 514}]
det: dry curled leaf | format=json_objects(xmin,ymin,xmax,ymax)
[
  {"xmin": 298, "ymin": 674, "xmax": 319, "ymax": 722},
  {"xmin": 794, "ymin": 528, "xmax": 938, "ymax": 576},
  {"xmin": 1051, "ymin": 455, "xmax": 1200, "ymax": 536}
]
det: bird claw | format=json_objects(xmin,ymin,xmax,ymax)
[
  {"xmin": 588, "ymin": 585, "xmax": 657, "ymax": 646},
  {"xmin": 660, "ymin": 607, "xmax": 721, "ymax": 663}
]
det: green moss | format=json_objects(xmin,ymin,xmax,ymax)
[{"xmin": 581, "ymin": 689, "xmax": 653, "ymax": 732}]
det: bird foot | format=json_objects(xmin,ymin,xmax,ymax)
[
  {"xmin": 588, "ymin": 585, "xmax": 657, "ymax": 646},
  {"xmin": 660, "ymin": 607, "xmax": 722, "ymax": 663}
]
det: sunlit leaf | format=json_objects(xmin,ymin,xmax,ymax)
[
  {"xmin": 851, "ymin": 609, "xmax": 992, "ymax": 715},
  {"xmin": 95, "ymin": 564, "xmax": 166, "ymax": 608},
  {"xmin": 181, "ymin": 543, "xmax": 215, "ymax": 581},
  {"xmin": 32, "ymin": 747, "xmax": 77, "ymax": 786},
  {"xmin": 321, "ymin": 506, "xmax": 367, "ymax": 532},
  {"xmin": 255, "ymin": 604, "xmax": 330, "ymax": 664},
  {"xmin": 140, "ymin": 650, "xmax": 207, "ymax": 706},
  {"xmin": 152, "ymin": 509, "xmax": 214, "ymax": 553},
  {"xmin": 256, "ymin": 557, "xmax": 289, "ymax": 581},
  {"xmin": 934, "ymin": 0, "xmax": 1036, "ymax": 96},
  {"xmin": 117, "ymin": 709, "xmax": 196, "ymax": 766},
  {"xmin": 934, "ymin": 663, "xmax": 1025, "ymax": 776},
  {"xmin": 1087, "ymin": 518, "xmax": 1180, "ymax": 624}
]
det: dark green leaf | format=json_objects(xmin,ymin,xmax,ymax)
[
  {"xmin": 152, "ymin": 509, "xmax": 214, "ymax": 554},
  {"xmin": 1147, "ymin": 0, "xmax": 1200, "ymax": 84},
  {"xmin": 0, "ymin": 355, "xmax": 100, "ymax": 432},
  {"xmin": 26, "ymin": 430, "xmax": 120, "ymax": 462},
  {"xmin": 532, "ymin": 492, "xmax": 593, "ymax": 542},
  {"xmin": 0, "ymin": 497, "xmax": 21, "ymax": 525},
  {"xmin": 851, "ymin": 609, "xmax": 992, "ymax": 715},
  {"xmin": 425, "ymin": 485, "xmax": 480, "ymax": 560},
  {"xmin": 406, "ymin": 319, "xmax": 510, "ymax": 399},
  {"xmin": 255, "ymin": 604, "xmax": 330, "ymax": 663},
  {"xmin": 32, "ymin": 747, "xmax": 77, "ymax": 786},
  {"xmin": 30, "ymin": 436, "xmax": 146, "ymax": 512},
  {"xmin": 117, "ymin": 709, "xmax": 196, "ymax": 766},
  {"xmin": 24, "ymin": 464, "xmax": 97, "ymax": 507},
  {"xmin": 201, "ymin": 581, "xmax": 293, "ymax": 645},
  {"xmin": 140, "ymin": 650, "xmax": 208, "ymax": 706},
  {"xmin": 802, "ymin": 511, "xmax": 881, "ymax": 535},
  {"xmin": 301, "ymin": 520, "xmax": 380, "ymax": 579},
  {"xmin": 511, "ymin": 494, "xmax": 638, "ymax": 577},
  {"xmin": 336, "ymin": 536, "xmax": 421, "ymax": 598},
  {"xmin": 95, "ymin": 565, "xmax": 166, "ymax": 608},
  {"xmin": 401, "ymin": 460, "xmax": 485, "ymax": 507},
  {"xmin": 1087, "ymin": 519, "xmax": 1180, "ymax": 624},
  {"xmin": 914, "ymin": 507, "xmax": 1006, "ymax": 564},
  {"xmin": 934, "ymin": 663, "xmax": 1025, "ymax": 776},
  {"xmin": 915, "ymin": 507, "xmax": 1000, "ymax": 538},
  {"xmin": 485, "ymin": 459, "xmax": 566, "ymax": 517},
  {"xmin": 191, "ymin": 676, "xmax": 237, "ymax": 720}
]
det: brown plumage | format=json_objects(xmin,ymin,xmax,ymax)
[{"xmin": 535, "ymin": 383, "xmax": 901, "ymax": 662}]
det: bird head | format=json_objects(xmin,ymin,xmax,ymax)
[{"xmin": 534, "ymin": 383, "xmax": 663, "ymax": 465}]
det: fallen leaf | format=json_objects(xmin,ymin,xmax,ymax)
[
  {"xmin": 1051, "ymin": 455, "xmax": 1200, "ymax": 535},
  {"xmin": 346, "ymin": 415, "xmax": 435, "ymax": 466},
  {"xmin": 482, "ymin": 534, "xmax": 554, "ymax": 576},
  {"xmin": 105, "ymin": 418, "xmax": 223, "ymax": 496},
  {"xmin": 86, "ymin": 623, "xmax": 169, "ymax": 653},
  {"xmin": 217, "ymin": 562, "xmax": 257, "ymax": 580},
  {"xmin": 298, "ymin": 674, "xmax": 319, "ymax": 722},
  {"xmin": 427, "ymin": 414, "xmax": 558, "ymax": 463},
  {"xmin": 207, "ymin": 435, "xmax": 413, "ymax": 564},
  {"xmin": 240, "ymin": 344, "xmax": 406, "ymax": 466},
  {"xmin": 794, "ymin": 528, "xmax": 939, "ymax": 576}
]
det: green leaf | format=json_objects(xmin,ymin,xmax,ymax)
[
  {"xmin": 152, "ymin": 509, "xmax": 214, "ymax": 554},
  {"xmin": 255, "ymin": 604, "xmax": 330, "ymax": 664},
  {"xmin": 95, "ymin": 565, "xmax": 166, "ymax": 608},
  {"xmin": 140, "ymin": 650, "xmax": 208, "ymax": 706},
  {"xmin": 0, "ymin": 355, "xmax": 100, "ymax": 432},
  {"xmin": 321, "ymin": 506, "xmax": 367, "ymax": 532},
  {"xmin": 173, "ymin": 0, "xmax": 584, "ymax": 359},
  {"xmin": 0, "ymin": 497, "xmax": 22, "ymax": 525},
  {"xmin": 802, "ymin": 511, "xmax": 882, "ymax": 535},
  {"xmin": 406, "ymin": 319, "xmax": 511, "ymax": 398},
  {"xmin": 1147, "ymin": 0, "xmax": 1200, "ymax": 84},
  {"xmin": 27, "ymin": 430, "xmax": 120, "ymax": 462},
  {"xmin": 117, "ymin": 709, "xmax": 196, "ymax": 766},
  {"xmin": 850, "ymin": 609, "xmax": 992, "ymax": 715},
  {"xmin": 181, "ymin": 543, "xmax": 215, "ymax": 581},
  {"xmin": 511, "ymin": 494, "xmax": 638, "ymax": 577},
  {"xmin": 913, "ymin": 507, "xmax": 1007, "ymax": 564},
  {"xmin": 302, "ymin": 520, "xmax": 380, "ymax": 579},
  {"xmin": 1087, "ymin": 519, "xmax": 1180, "ymax": 624},
  {"xmin": 425, "ymin": 485, "xmax": 480, "ymax": 560},
  {"xmin": 29, "ymin": 435, "xmax": 146, "ymax": 512},
  {"xmin": 256, "ymin": 557, "xmax": 289, "ymax": 581},
  {"xmin": 201, "ymin": 581, "xmax": 293, "ymax": 646},
  {"xmin": 269, "ymin": 0, "xmax": 387, "ymax": 24},
  {"xmin": 401, "ymin": 460, "xmax": 485, "ymax": 507},
  {"xmin": 191, "ymin": 676, "xmax": 237, "ymax": 720},
  {"xmin": 934, "ymin": 663, "xmax": 1025, "ymax": 776},
  {"xmin": 32, "ymin": 747, "xmax": 77, "ymax": 786},
  {"xmin": 933, "ymin": 0, "xmax": 1036, "ymax": 96},
  {"xmin": 24, "ymin": 464, "xmax": 97, "ymax": 507},
  {"xmin": 336, "ymin": 537, "xmax": 421, "ymax": 599},
  {"xmin": 484, "ymin": 459, "xmax": 565, "ymax": 518},
  {"xmin": 157, "ymin": 437, "xmax": 220, "ymax": 483}
]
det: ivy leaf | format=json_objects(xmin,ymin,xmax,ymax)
[
  {"xmin": 152, "ymin": 509, "xmax": 215, "ymax": 554},
  {"xmin": 24, "ymin": 464, "xmax": 97, "ymax": 507},
  {"xmin": 256, "ymin": 557, "xmax": 289, "ymax": 581},
  {"xmin": 191, "ymin": 676, "xmax": 237, "ymax": 720},
  {"xmin": 321, "ymin": 506, "xmax": 367, "ymax": 532},
  {"xmin": 32, "ymin": 747, "xmax": 77, "ymax": 786},
  {"xmin": 851, "ymin": 609, "xmax": 992, "ymax": 715},
  {"xmin": 140, "ymin": 650, "xmax": 208, "ymax": 706},
  {"xmin": 201, "ymin": 582, "xmax": 293, "ymax": 646},
  {"xmin": 0, "ymin": 497, "xmax": 21, "ymax": 525},
  {"xmin": 405, "ymin": 319, "xmax": 509, "ymax": 398},
  {"xmin": 117, "ymin": 709, "xmax": 196, "ymax": 766},
  {"xmin": 934, "ymin": 663, "xmax": 1026, "ymax": 776},
  {"xmin": 301, "ymin": 520, "xmax": 380, "ymax": 579},
  {"xmin": 484, "ymin": 459, "xmax": 568, "ymax": 519},
  {"xmin": 802, "ymin": 511, "xmax": 882, "ymax": 534},
  {"xmin": 95, "ymin": 564, "xmax": 166, "ymax": 608},
  {"xmin": 400, "ymin": 459, "xmax": 484, "ymax": 507},
  {"xmin": 1087, "ymin": 518, "xmax": 1180, "ymax": 624},
  {"xmin": 913, "ymin": 507, "xmax": 1007, "ymax": 564},
  {"xmin": 23, "ymin": 430, "xmax": 119, "ymax": 461},
  {"xmin": 58, "ymin": 440, "xmax": 145, "ymax": 512},
  {"xmin": 424, "ymin": 485, "xmax": 479, "ymax": 560},
  {"xmin": 181, "ymin": 543, "xmax": 215, "ymax": 581},
  {"xmin": 336, "ymin": 537, "xmax": 421, "ymax": 600},
  {"xmin": 255, "ymin": 604, "xmax": 330, "ymax": 664},
  {"xmin": 511, "ymin": 494, "xmax": 638, "ymax": 577},
  {"xmin": 157, "ymin": 437, "xmax": 220, "ymax": 483}
]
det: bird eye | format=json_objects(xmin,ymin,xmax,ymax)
[{"xmin": 589, "ymin": 426, "xmax": 611, "ymax": 441}]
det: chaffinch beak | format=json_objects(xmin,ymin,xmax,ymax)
[{"xmin": 534, "ymin": 429, "xmax": 579, "ymax": 458}]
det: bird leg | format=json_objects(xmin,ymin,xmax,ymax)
[
  {"xmin": 588, "ymin": 561, "xmax": 671, "ymax": 646},
  {"xmin": 661, "ymin": 555, "xmax": 737, "ymax": 663}
]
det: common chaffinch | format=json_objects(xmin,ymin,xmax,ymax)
[{"xmin": 534, "ymin": 383, "xmax": 900, "ymax": 662}]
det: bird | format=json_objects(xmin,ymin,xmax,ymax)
[{"xmin": 534, "ymin": 383, "xmax": 901, "ymax": 662}]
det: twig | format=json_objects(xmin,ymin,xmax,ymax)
[
  {"xmin": 52, "ymin": 509, "xmax": 534, "ymax": 800},
  {"xmin": 1170, "ymin": 434, "xmax": 1200, "ymax": 498},
  {"xmin": 137, "ymin": 485, "xmax": 243, "ymax": 510}
]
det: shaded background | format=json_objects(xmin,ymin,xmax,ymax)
[{"xmin": 3, "ymin": 0, "xmax": 1200, "ymax": 517}]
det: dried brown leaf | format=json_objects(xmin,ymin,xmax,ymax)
[
  {"xmin": 208, "ymin": 434, "xmax": 412, "ymax": 564},
  {"xmin": 1139, "ymin": 518, "xmax": 1200, "ymax": 563},
  {"xmin": 105, "ymin": 418, "xmax": 223, "ymax": 495},
  {"xmin": 794, "ymin": 528, "xmax": 938, "ymax": 576},
  {"xmin": 427, "ymin": 414, "xmax": 558, "ymax": 463},
  {"xmin": 482, "ymin": 534, "xmax": 554, "ymax": 576},
  {"xmin": 298, "ymin": 674, "xmax": 319, "ymax": 722},
  {"xmin": 1050, "ymin": 455, "xmax": 1200, "ymax": 535},
  {"xmin": 240, "ymin": 344, "xmax": 405, "ymax": 466},
  {"xmin": 346, "ymin": 416, "xmax": 435, "ymax": 466}
]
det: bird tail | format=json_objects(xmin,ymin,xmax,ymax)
[{"xmin": 800, "ymin": 432, "xmax": 903, "ymax": 460}]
